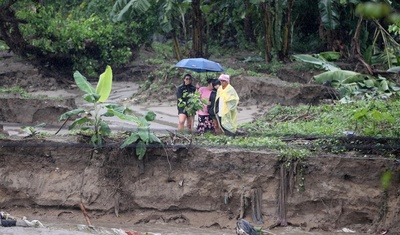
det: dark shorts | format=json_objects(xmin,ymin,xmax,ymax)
[{"xmin": 178, "ymin": 106, "xmax": 189, "ymax": 116}]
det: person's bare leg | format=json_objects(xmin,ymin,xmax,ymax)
[
  {"xmin": 178, "ymin": 114, "xmax": 187, "ymax": 131},
  {"xmin": 213, "ymin": 118, "xmax": 222, "ymax": 134},
  {"xmin": 186, "ymin": 116, "xmax": 194, "ymax": 131}
]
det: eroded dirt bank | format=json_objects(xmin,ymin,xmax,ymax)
[{"xmin": 0, "ymin": 137, "xmax": 399, "ymax": 234}]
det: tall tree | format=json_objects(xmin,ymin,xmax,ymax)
[
  {"xmin": 282, "ymin": 0, "xmax": 294, "ymax": 58},
  {"xmin": 251, "ymin": 0, "xmax": 295, "ymax": 62},
  {"xmin": 190, "ymin": 0, "xmax": 204, "ymax": 57},
  {"xmin": 244, "ymin": 0, "xmax": 256, "ymax": 43},
  {"xmin": 0, "ymin": 0, "xmax": 35, "ymax": 57},
  {"xmin": 261, "ymin": 2, "xmax": 272, "ymax": 62},
  {"xmin": 111, "ymin": 0, "xmax": 204, "ymax": 59}
]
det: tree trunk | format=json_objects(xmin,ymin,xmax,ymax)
[
  {"xmin": 172, "ymin": 30, "xmax": 182, "ymax": 61},
  {"xmin": 191, "ymin": 0, "xmax": 204, "ymax": 58},
  {"xmin": 274, "ymin": 0, "xmax": 283, "ymax": 60},
  {"xmin": 350, "ymin": 17, "xmax": 363, "ymax": 60},
  {"xmin": 262, "ymin": 3, "xmax": 272, "ymax": 62},
  {"xmin": 0, "ymin": 0, "xmax": 29, "ymax": 56},
  {"xmin": 350, "ymin": 17, "xmax": 373, "ymax": 75},
  {"xmin": 244, "ymin": 0, "xmax": 255, "ymax": 43},
  {"xmin": 282, "ymin": 0, "xmax": 294, "ymax": 61},
  {"xmin": 0, "ymin": 0, "xmax": 46, "ymax": 59}
]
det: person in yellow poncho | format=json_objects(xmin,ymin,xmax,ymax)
[{"xmin": 215, "ymin": 74, "xmax": 239, "ymax": 136}]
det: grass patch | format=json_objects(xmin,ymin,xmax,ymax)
[
  {"xmin": 192, "ymin": 99, "xmax": 400, "ymax": 157},
  {"xmin": 0, "ymin": 87, "xmax": 31, "ymax": 98},
  {"xmin": 0, "ymin": 87, "xmax": 64, "ymax": 101},
  {"xmin": 240, "ymin": 100, "xmax": 400, "ymax": 138},
  {"xmin": 196, "ymin": 133, "xmax": 286, "ymax": 150}
]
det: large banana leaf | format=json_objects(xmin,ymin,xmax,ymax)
[
  {"xmin": 107, "ymin": 109, "xmax": 141, "ymax": 124},
  {"xmin": 110, "ymin": 0, "xmax": 151, "ymax": 22},
  {"xmin": 313, "ymin": 70, "xmax": 362, "ymax": 84},
  {"xmin": 319, "ymin": 51, "xmax": 340, "ymax": 61},
  {"xmin": 74, "ymin": 71, "xmax": 95, "ymax": 94},
  {"xmin": 387, "ymin": 66, "xmax": 400, "ymax": 72},
  {"xmin": 292, "ymin": 54, "xmax": 340, "ymax": 71},
  {"xmin": 121, "ymin": 133, "xmax": 139, "ymax": 148},
  {"xmin": 58, "ymin": 109, "xmax": 85, "ymax": 121},
  {"xmin": 341, "ymin": 74, "xmax": 374, "ymax": 85},
  {"xmin": 318, "ymin": 0, "xmax": 340, "ymax": 30},
  {"xmin": 96, "ymin": 65, "xmax": 113, "ymax": 103}
]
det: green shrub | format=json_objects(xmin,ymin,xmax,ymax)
[{"xmin": 15, "ymin": 2, "xmax": 153, "ymax": 77}]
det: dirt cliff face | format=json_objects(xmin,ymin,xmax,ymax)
[{"xmin": 0, "ymin": 137, "xmax": 399, "ymax": 234}]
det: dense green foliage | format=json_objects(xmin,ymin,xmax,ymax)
[
  {"xmin": 1, "ymin": 0, "xmax": 155, "ymax": 77},
  {"xmin": 1, "ymin": 0, "xmax": 399, "ymax": 78}
]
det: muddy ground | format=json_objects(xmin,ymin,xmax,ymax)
[
  {"xmin": 0, "ymin": 138, "xmax": 399, "ymax": 235},
  {"xmin": 0, "ymin": 51, "xmax": 400, "ymax": 235}
]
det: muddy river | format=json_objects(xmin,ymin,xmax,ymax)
[{"xmin": 0, "ymin": 223, "xmax": 369, "ymax": 235}]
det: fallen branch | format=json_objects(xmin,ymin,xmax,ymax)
[
  {"xmin": 56, "ymin": 211, "xmax": 73, "ymax": 217},
  {"xmin": 55, "ymin": 116, "xmax": 69, "ymax": 135},
  {"xmin": 279, "ymin": 115, "xmax": 291, "ymax": 122},
  {"xmin": 79, "ymin": 202, "xmax": 92, "ymax": 226},
  {"xmin": 167, "ymin": 130, "xmax": 192, "ymax": 144},
  {"xmin": 292, "ymin": 105, "xmax": 312, "ymax": 122}
]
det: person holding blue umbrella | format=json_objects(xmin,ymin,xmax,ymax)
[{"xmin": 176, "ymin": 73, "xmax": 197, "ymax": 132}]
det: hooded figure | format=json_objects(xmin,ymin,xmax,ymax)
[{"xmin": 215, "ymin": 74, "xmax": 239, "ymax": 136}]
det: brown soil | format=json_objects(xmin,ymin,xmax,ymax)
[
  {"xmin": 0, "ymin": 138, "xmax": 399, "ymax": 235},
  {"xmin": 1, "ymin": 51, "xmax": 400, "ymax": 235}
]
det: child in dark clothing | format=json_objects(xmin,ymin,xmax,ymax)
[{"xmin": 207, "ymin": 79, "xmax": 222, "ymax": 134}]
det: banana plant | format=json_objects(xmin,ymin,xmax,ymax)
[
  {"xmin": 58, "ymin": 66, "xmax": 113, "ymax": 147},
  {"xmin": 293, "ymin": 52, "xmax": 400, "ymax": 102},
  {"xmin": 105, "ymin": 108, "xmax": 161, "ymax": 160},
  {"xmin": 313, "ymin": 70, "xmax": 400, "ymax": 102},
  {"xmin": 59, "ymin": 65, "xmax": 161, "ymax": 159}
]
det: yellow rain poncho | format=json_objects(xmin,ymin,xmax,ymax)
[{"xmin": 215, "ymin": 84, "xmax": 239, "ymax": 134}]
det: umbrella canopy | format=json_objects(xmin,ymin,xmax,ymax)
[{"xmin": 175, "ymin": 58, "xmax": 225, "ymax": 73}]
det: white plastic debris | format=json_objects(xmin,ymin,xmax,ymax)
[{"xmin": 341, "ymin": 227, "xmax": 356, "ymax": 233}]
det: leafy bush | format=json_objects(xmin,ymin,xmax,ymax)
[
  {"xmin": 15, "ymin": 2, "xmax": 153, "ymax": 77},
  {"xmin": 0, "ymin": 40, "xmax": 9, "ymax": 50}
]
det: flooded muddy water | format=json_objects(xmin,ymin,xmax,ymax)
[{"xmin": 0, "ymin": 222, "xmax": 370, "ymax": 235}]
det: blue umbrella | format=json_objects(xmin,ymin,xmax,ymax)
[{"xmin": 175, "ymin": 58, "xmax": 225, "ymax": 73}]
